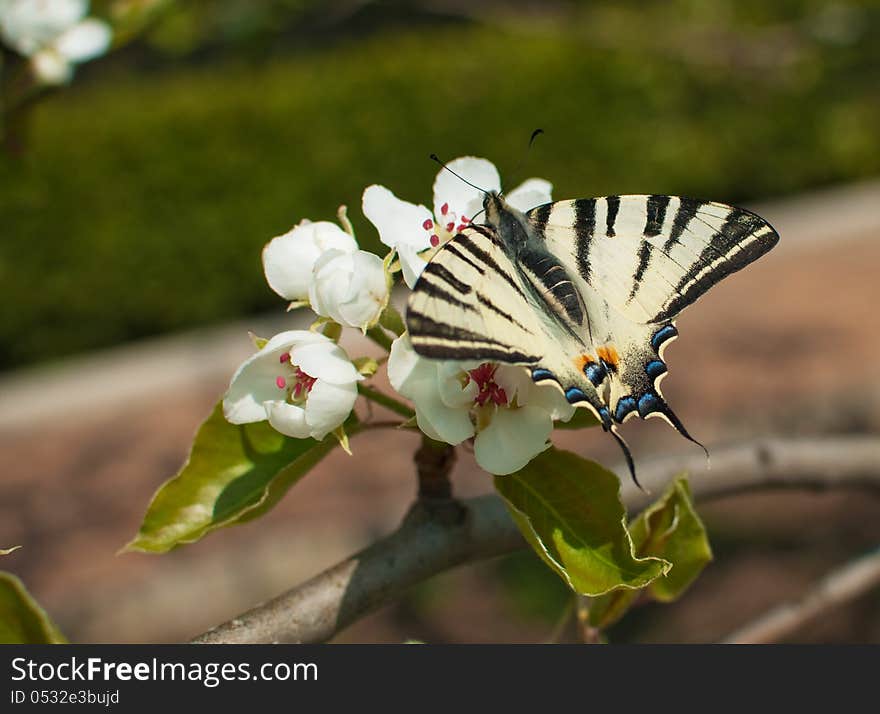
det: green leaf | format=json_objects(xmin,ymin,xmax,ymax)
[
  {"xmin": 494, "ymin": 448, "xmax": 669, "ymax": 596},
  {"xmin": 554, "ymin": 407, "xmax": 600, "ymax": 430},
  {"xmin": 0, "ymin": 572, "xmax": 67, "ymax": 644},
  {"xmin": 588, "ymin": 476, "xmax": 712, "ymax": 629},
  {"xmin": 125, "ymin": 402, "xmax": 343, "ymax": 553},
  {"xmin": 0, "ymin": 546, "xmax": 21, "ymax": 556}
]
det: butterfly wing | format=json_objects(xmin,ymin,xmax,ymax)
[
  {"xmin": 407, "ymin": 224, "xmax": 612, "ymax": 423},
  {"xmin": 529, "ymin": 195, "xmax": 779, "ymax": 324},
  {"xmin": 526, "ymin": 195, "xmax": 779, "ymax": 436}
]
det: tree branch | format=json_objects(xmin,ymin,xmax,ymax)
[
  {"xmin": 191, "ymin": 435, "xmax": 880, "ymax": 644},
  {"xmin": 720, "ymin": 546, "xmax": 880, "ymax": 644}
]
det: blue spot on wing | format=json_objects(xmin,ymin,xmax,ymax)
[
  {"xmin": 645, "ymin": 359, "xmax": 667, "ymax": 380},
  {"xmin": 531, "ymin": 368, "xmax": 555, "ymax": 382},
  {"xmin": 584, "ymin": 362, "xmax": 607, "ymax": 387},
  {"xmin": 638, "ymin": 393, "xmax": 660, "ymax": 417},
  {"xmin": 615, "ymin": 396, "xmax": 637, "ymax": 423},
  {"xmin": 651, "ymin": 324, "xmax": 678, "ymax": 351},
  {"xmin": 565, "ymin": 387, "xmax": 587, "ymax": 404}
]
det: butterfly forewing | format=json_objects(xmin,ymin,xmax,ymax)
[
  {"xmin": 407, "ymin": 226, "xmax": 544, "ymax": 364},
  {"xmin": 530, "ymin": 195, "xmax": 779, "ymax": 325}
]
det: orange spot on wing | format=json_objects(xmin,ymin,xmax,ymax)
[
  {"xmin": 574, "ymin": 354, "xmax": 595, "ymax": 372},
  {"xmin": 597, "ymin": 345, "xmax": 620, "ymax": 370}
]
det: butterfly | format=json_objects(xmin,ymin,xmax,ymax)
[{"xmin": 405, "ymin": 190, "xmax": 779, "ymax": 484}]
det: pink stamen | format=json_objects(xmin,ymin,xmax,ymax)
[
  {"xmin": 456, "ymin": 223, "xmax": 466, "ymax": 232},
  {"xmin": 441, "ymin": 202, "xmax": 449, "ymax": 215},
  {"xmin": 275, "ymin": 376, "xmax": 287, "ymax": 389},
  {"xmin": 422, "ymin": 219, "xmax": 433, "ymax": 230},
  {"xmin": 292, "ymin": 366, "xmax": 318, "ymax": 395},
  {"xmin": 467, "ymin": 363, "xmax": 509, "ymax": 407},
  {"xmin": 446, "ymin": 222, "xmax": 455, "ymax": 232},
  {"xmin": 461, "ymin": 215, "xmax": 470, "ymax": 223},
  {"xmin": 279, "ymin": 352, "xmax": 290, "ymax": 363},
  {"xmin": 430, "ymin": 234, "xmax": 440, "ymax": 247}
]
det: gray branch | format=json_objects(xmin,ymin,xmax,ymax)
[
  {"xmin": 192, "ymin": 436, "xmax": 880, "ymax": 644},
  {"xmin": 721, "ymin": 546, "xmax": 880, "ymax": 644}
]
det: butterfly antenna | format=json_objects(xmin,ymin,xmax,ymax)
[
  {"xmin": 429, "ymin": 153, "xmax": 488, "ymax": 194},
  {"xmin": 609, "ymin": 425, "xmax": 646, "ymax": 493},
  {"xmin": 503, "ymin": 128, "xmax": 545, "ymax": 194}
]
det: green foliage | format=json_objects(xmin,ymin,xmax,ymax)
[
  {"xmin": 589, "ymin": 477, "xmax": 712, "ymax": 630},
  {"xmin": 125, "ymin": 402, "xmax": 345, "ymax": 552},
  {"xmin": 0, "ymin": 572, "xmax": 67, "ymax": 644},
  {"xmin": 2, "ymin": 3, "xmax": 879, "ymax": 368},
  {"xmin": 494, "ymin": 448, "xmax": 669, "ymax": 596}
]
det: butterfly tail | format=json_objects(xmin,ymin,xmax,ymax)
[
  {"xmin": 608, "ymin": 425, "xmax": 644, "ymax": 492},
  {"xmin": 653, "ymin": 400, "xmax": 710, "ymax": 460}
]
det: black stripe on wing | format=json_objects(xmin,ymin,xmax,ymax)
[
  {"xmin": 422, "ymin": 262, "xmax": 471, "ymax": 295},
  {"xmin": 628, "ymin": 239, "xmax": 654, "ymax": 302},
  {"xmin": 416, "ymin": 278, "xmax": 478, "ymax": 314},
  {"xmin": 455, "ymin": 233, "xmax": 528, "ymax": 301},
  {"xmin": 529, "ymin": 202, "xmax": 553, "ymax": 236},
  {"xmin": 574, "ymin": 199, "xmax": 597, "ymax": 284},
  {"xmin": 644, "ymin": 195, "xmax": 671, "ymax": 237},
  {"xmin": 651, "ymin": 206, "xmax": 779, "ymax": 323},
  {"xmin": 664, "ymin": 197, "xmax": 703, "ymax": 251},
  {"xmin": 605, "ymin": 195, "xmax": 620, "ymax": 237},
  {"xmin": 408, "ymin": 309, "xmax": 539, "ymax": 362}
]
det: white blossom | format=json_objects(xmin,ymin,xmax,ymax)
[
  {"xmin": 262, "ymin": 219, "xmax": 357, "ymax": 302},
  {"xmin": 362, "ymin": 156, "xmax": 552, "ymax": 287},
  {"xmin": 308, "ymin": 248, "xmax": 388, "ymax": 331},
  {"xmin": 0, "ymin": 0, "xmax": 112, "ymax": 85},
  {"xmin": 223, "ymin": 330, "xmax": 362, "ymax": 441},
  {"xmin": 387, "ymin": 336, "xmax": 574, "ymax": 475}
]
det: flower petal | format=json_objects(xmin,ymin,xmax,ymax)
[
  {"xmin": 415, "ymin": 402, "xmax": 474, "ymax": 445},
  {"xmin": 310, "ymin": 249, "xmax": 388, "ymax": 330},
  {"xmin": 265, "ymin": 400, "xmax": 311, "ymax": 439},
  {"xmin": 290, "ymin": 341, "xmax": 361, "ymax": 384},
  {"xmin": 222, "ymin": 330, "xmax": 330, "ymax": 424},
  {"xmin": 54, "ymin": 18, "xmax": 111, "ymax": 62},
  {"xmin": 303, "ymin": 379, "xmax": 358, "ymax": 439},
  {"xmin": 31, "ymin": 48, "xmax": 72, "ymax": 84},
  {"xmin": 336, "ymin": 250, "xmax": 388, "ymax": 329},
  {"xmin": 223, "ymin": 354, "xmax": 287, "ymax": 424},
  {"xmin": 362, "ymin": 184, "xmax": 433, "ymax": 252},
  {"xmin": 0, "ymin": 0, "xmax": 87, "ymax": 55},
  {"xmin": 262, "ymin": 220, "xmax": 356, "ymax": 301},
  {"xmin": 524, "ymin": 380, "xmax": 577, "ymax": 422},
  {"xmin": 474, "ymin": 406, "xmax": 553, "ymax": 475},
  {"xmin": 397, "ymin": 244, "xmax": 428, "ymax": 288},
  {"xmin": 433, "ymin": 157, "xmax": 500, "ymax": 222},
  {"xmin": 388, "ymin": 336, "xmax": 474, "ymax": 444},
  {"xmin": 505, "ymin": 178, "xmax": 553, "ymax": 212}
]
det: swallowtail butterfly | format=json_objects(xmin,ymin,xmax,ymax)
[{"xmin": 406, "ymin": 190, "xmax": 779, "ymax": 483}]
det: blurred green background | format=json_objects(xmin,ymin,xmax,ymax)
[{"xmin": 1, "ymin": 0, "xmax": 878, "ymax": 369}]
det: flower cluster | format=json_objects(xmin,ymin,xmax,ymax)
[
  {"xmin": 224, "ymin": 156, "xmax": 573, "ymax": 474},
  {"xmin": 0, "ymin": 0, "xmax": 112, "ymax": 85}
]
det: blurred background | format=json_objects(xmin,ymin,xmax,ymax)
[{"xmin": 1, "ymin": 0, "xmax": 879, "ymax": 643}]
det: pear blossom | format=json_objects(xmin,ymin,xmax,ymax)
[
  {"xmin": 362, "ymin": 156, "xmax": 553, "ymax": 287},
  {"xmin": 223, "ymin": 330, "xmax": 362, "ymax": 441},
  {"xmin": 0, "ymin": 0, "xmax": 112, "ymax": 85},
  {"xmin": 387, "ymin": 336, "xmax": 575, "ymax": 475},
  {"xmin": 262, "ymin": 219, "xmax": 357, "ymax": 302},
  {"xmin": 308, "ymin": 248, "xmax": 389, "ymax": 331}
]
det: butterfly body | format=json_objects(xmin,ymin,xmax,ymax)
[{"xmin": 407, "ymin": 191, "xmax": 779, "ymax": 478}]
